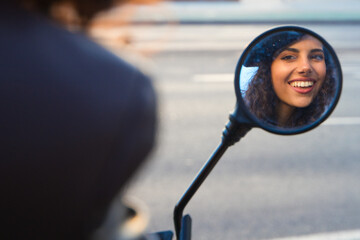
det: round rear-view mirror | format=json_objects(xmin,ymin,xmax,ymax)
[{"xmin": 233, "ymin": 26, "xmax": 342, "ymax": 135}]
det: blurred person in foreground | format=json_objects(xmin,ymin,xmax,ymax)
[{"xmin": 0, "ymin": 0, "xmax": 157, "ymax": 239}]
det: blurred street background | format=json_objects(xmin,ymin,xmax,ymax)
[{"xmin": 90, "ymin": 0, "xmax": 360, "ymax": 239}]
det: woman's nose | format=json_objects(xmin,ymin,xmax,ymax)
[{"xmin": 297, "ymin": 58, "xmax": 312, "ymax": 74}]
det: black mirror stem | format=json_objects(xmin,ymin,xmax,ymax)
[{"xmin": 173, "ymin": 116, "xmax": 252, "ymax": 239}]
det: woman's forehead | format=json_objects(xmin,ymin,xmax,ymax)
[{"xmin": 287, "ymin": 35, "xmax": 323, "ymax": 49}]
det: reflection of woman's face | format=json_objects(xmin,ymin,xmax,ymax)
[{"xmin": 271, "ymin": 35, "xmax": 326, "ymax": 112}]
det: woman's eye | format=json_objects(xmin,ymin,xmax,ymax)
[
  {"xmin": 310, "ymin": 54, "xmax": 324, "ymax": 61},
  {"xmin": 281, "ymin": 55, "xmax": 296, "ymax": 60}
]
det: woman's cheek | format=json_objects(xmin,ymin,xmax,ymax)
[
  {"xmin": 272, "ymin": 62, "xmax": 291, "ymax": 83},
  {"xmin": 315, "ymin": 62, "xmax": 327, "ymax": 83}
]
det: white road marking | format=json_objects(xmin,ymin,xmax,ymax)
[
  {"xmin": 268, "ymin": 229, "xmax": 360, "ymax": 240},
  {"xmin": 324, "ymin": 117, "xmax": 360, "ymax": 125},
  {"xmin": 192, "ymin": 73, "xmax": 233, "ymax": 83}
]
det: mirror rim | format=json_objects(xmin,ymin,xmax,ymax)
[{"xmin": 234, "ymin": 25, "xmax": 343, "ymax": 135}]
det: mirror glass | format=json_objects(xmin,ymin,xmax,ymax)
[{"xmin": 236, "ymin": 26, "xmax": 342, "ymax": 132}]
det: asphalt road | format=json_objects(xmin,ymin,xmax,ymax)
[{"xmin": 95, "ymin": 23, "xmax": 360, "ymax": 240}]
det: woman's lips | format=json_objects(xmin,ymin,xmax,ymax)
[{"xmin": 288, "ymin": 78, "xmax": 316, "ymax": 94}]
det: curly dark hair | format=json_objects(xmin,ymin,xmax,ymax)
[{"xmin": 243, "ymin": 31, "xmax": 337, "ymax": 128}]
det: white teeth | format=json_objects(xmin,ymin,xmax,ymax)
[{"xmin": 290, "ymin": 81, "xmax": 314, "ymax": 88}]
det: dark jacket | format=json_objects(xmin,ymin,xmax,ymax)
[{"xmin": 0, "ymin": 4, "xmax": 157, "ymax": 240}]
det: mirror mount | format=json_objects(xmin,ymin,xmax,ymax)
[{"xmin": 223, "ymin": 108, "xmax": 253, "ymax": 146}]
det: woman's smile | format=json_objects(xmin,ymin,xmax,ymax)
[{"xmin": 288, "ymin": 77, "xmax": 317, "ymax": 94}]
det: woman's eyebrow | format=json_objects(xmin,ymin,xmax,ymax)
[
  {"xmin": 283, "ymin": 48, "xmax": 299, "ymax": 53},
  {"xmin": 311, "ymin": 48, "xmax": 324, "ymax": 53},
  {"xmin": 281, "ymin": 48, "xmax": 324, "ymax": 53}
]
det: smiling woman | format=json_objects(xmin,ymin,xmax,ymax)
[
  {"xmin": 271, "ymin": 35, "xmax": 327, "ymax": 126},
  {"xmin": 240, "ymin": 29, "xmax": 337, "ymax": 128}
]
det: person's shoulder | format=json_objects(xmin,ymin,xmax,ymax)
[{"xmin": 0, "ymin": 4, "xmax": 155, "ymax": 106}]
